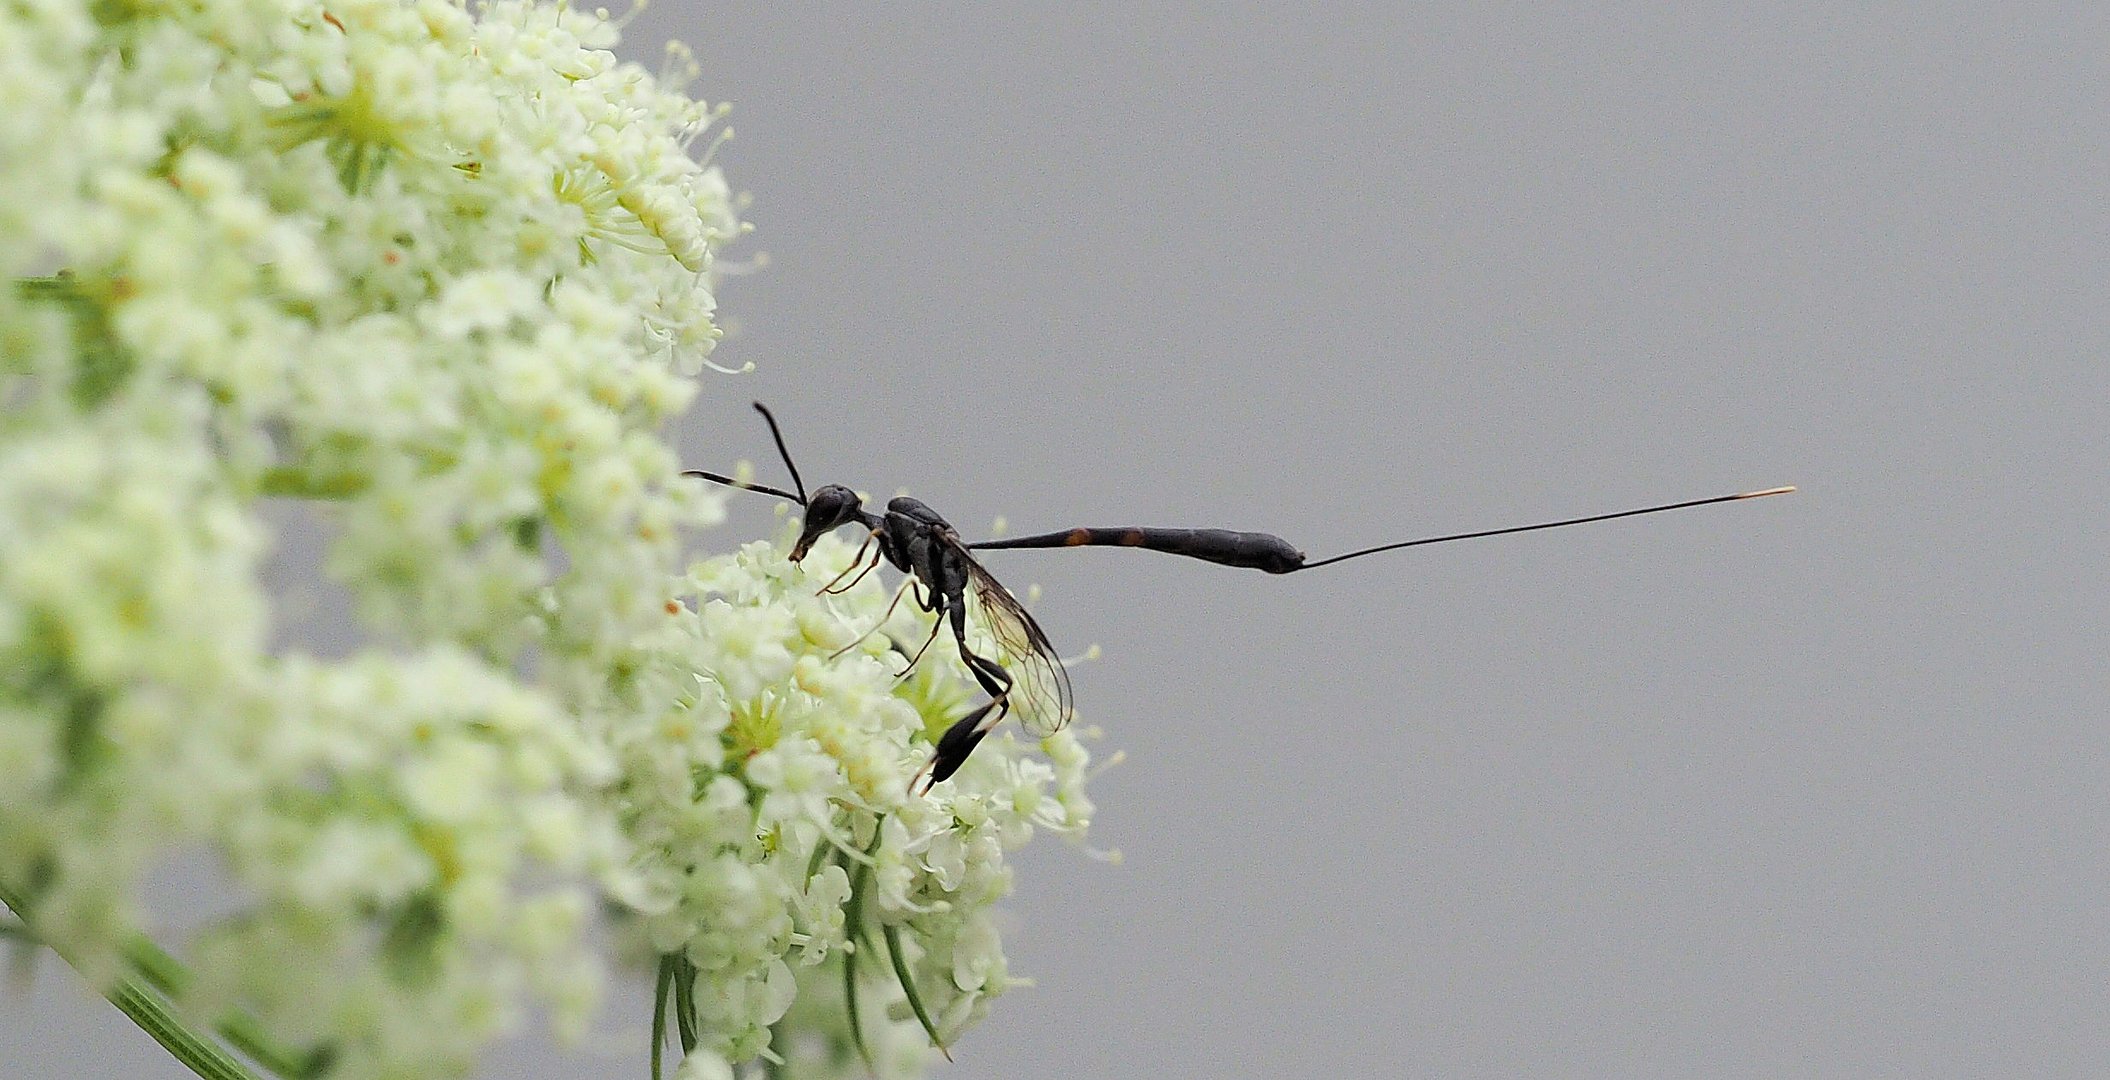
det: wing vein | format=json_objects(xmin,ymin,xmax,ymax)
[{"xmin": 957, "ymin": 548, "xmax": 1073, "ymax": 738}]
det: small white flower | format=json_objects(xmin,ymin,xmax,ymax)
[
  {"xmin": 426, "ymin": 268, "xmax": 542, "ymax": 339},
  {"xmin": 950, "ymin": 913, "xmax": 1007, "ymax": 994},
  {"xmin": 673, "ymin": 1050, "xmax": 736, "ymax": 1080},
  {"xmin": 790, "ymin": 864, "xmax": 853, "ymax": 966}
]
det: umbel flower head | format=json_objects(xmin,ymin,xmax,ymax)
[{"xmin": 0, "ymin": 1, "xmax": 1099, "ymax": 1078}]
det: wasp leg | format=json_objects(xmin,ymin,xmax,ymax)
[
  {"xmin": 945, "ymin": 599, "xmax": 1015, "ymax": 701},
  {"xmin": 830, "ymin": 548, "xmax": 885, "ymax": 594},
  {"xmin": 816, "ymin": 529, "xmax": 881, "ymax": 595},
  {"xmin": 908, "ymin": 601, "xmax": 1020, "ymax": 793},
  {"xmin": 828, "ymin": 577, "xmax": 918, "ymax": 660},
  {"xmin": 889, "ymin": 582, "xmax": 943, "ymax": 677},
  {"xmin": 958, "ymin": 651, "xmax": 1013, "ymax": 702},
  {"xmin": 911, "ymin": 696, "xmax": 1010, "ymax": 795}
]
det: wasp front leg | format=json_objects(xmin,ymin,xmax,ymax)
[
  {"xmin": 815, "ymin": 528, "xmax": 883, "ymax": 595},
  {"xmin": 827, "ymin": 576, "xmax": 922, "ymax": 661}
]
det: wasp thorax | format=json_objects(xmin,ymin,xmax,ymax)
[{"xmin": 790, "ymin": 484, "xmax": 866, "ymax": 561}]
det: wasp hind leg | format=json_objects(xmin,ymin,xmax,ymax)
[
  {"xmin": 908, "ymin": 591, "xmax": 1020, "ymax": 794},
  {"xmin": 942, "ymin": 595, "xmax": 1015, "ymax": 701},
  {"xmin": 911, "ymin": 696, "xmax": 1011, "ymax": 795}
]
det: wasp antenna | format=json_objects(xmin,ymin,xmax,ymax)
[
  {"xmin": 681, "ymin": 469, "xmax": 805, "ymax": 505},
  {"xmin": 751, "ymin": 402, "xmax": 808, "ymax": 505}
]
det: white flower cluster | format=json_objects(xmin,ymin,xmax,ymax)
[
  {"xmin": 619, "ymin": 533, "xmax": 1096, "ymax": 1078},
  {"xmin": 0, "ymin": 0, "xmax": 1098, "ymax": 1077}
]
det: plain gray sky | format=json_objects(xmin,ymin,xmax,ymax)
[{"xmin": 9, "ymin": 4, "xmax": 2107, "ymax": 1078}]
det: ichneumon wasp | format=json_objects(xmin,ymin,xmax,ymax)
[{"xmin": 686, "ymin": 403, "xmax": 1792, "ymax": 791}]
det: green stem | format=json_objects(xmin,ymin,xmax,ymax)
[
  {"xmin": 15, "ymin": 274, "xmax": 80, "ymax": 299},
  {"xmin": 762, "ymin": 1021, "xmax": 787, "ymax": 1080},
  {"xmin": 0, "ymin": 884, "xmax": 321, "ymax": 1080},
  {"xmin": 841, "ymin": 940, "xmax": 871, "ymax": 1075},
  {"xmin": 651, "ymin": 954, "xmax": 673, "ymax": 1080},
  {"xmin": 124, "ymin": 936, "xmax": 332, "ymax": 1078},
  {"xmin": 837, "ymin": 824, "xmax": 882, "ymax": 1074},
  {"xmin": 107, "ymin": 974, "xmax": 266, "ymax": 1080},
  {"xmin": 881, "ymin": 923, "xmax": 949, "ymax": 1059},
  {"xmin": 672, "ymin": 953, "xmax": 699, "ymax": 1054}
]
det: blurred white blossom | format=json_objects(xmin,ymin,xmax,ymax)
[{"xmin": 0, "ymin": 1, "xmax": 1097, "ymax": 1078}]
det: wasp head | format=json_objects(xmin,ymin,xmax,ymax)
[{"xmin": 790, "ymin": 484, "xmax": 868, "ymax": 562}]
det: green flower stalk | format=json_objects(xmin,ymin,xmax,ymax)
[{"xmin": 0, "ymin": 1, "xmax": 1100, "ymax": 1078}]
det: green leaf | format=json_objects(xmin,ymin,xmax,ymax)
[
  {"xmin": 13, "ymin": 273, "xmax": 135, "ymax": 411},
  {"xmin": 378, "ymin": 894, "xmax": 445, "ymax": 984},
  {"xmin": 256, "ymin": 465, "xmax": 371, "ymax": 501}
]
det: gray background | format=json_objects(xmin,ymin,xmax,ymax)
[{"xmin": 8, "ymin": 4, "xmax": 2107, "ymax": 1078}]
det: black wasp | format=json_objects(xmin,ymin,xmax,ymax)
[{"xmin": 686, "ymin": 403, "xmax": 1792, "ymax": 792}]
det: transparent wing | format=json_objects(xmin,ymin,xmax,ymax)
[{"xmin": 959, "ymin": 552, "xmax": 1074, "ymax": 738}]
